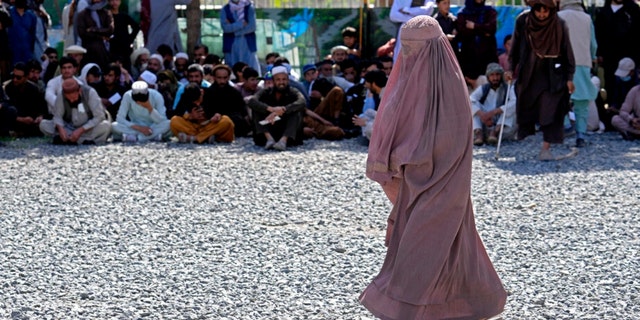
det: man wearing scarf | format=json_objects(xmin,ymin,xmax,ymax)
[
  {"xmin": 509, "ymin": 0, "xmax": 575, "ymax": 161},
  {"xmin": 76, "ymin": 0, "xmax": 113, "ymax": 69},
  {"xmin": 456, "ymin": 0, "xmax": 498, "ymax": 89},
  {"xmin": 221, "ymin": 0, "xmax": 260, "ymax": 74}
]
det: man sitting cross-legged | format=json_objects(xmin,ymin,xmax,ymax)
[
  {"xmin": 39, "ymin": 78, "xmax": 111, "ymax": 145},
  {"xmin": 111, "ymin": 81, "xmax": 172, "ymax": 142},
  {"xmin": 248, "ymin": 66, "xmax": 305, "ymax": 151},
  {"xmin": 470, "ymin": 63, "xmax": 517, "ymax": 146},
  {"xmin": 169, "ymin": 83, "xmax": 235, "ymax": 144}
]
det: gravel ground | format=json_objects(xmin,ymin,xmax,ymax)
[{"xmin": 0, "ymin": 132, "xmax": 639, "ymax": 319}]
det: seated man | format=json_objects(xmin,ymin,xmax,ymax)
[
  {"xmin": 300, "ymin": 63, "xmax": 317, "ymax": 95},
  {"xmin": 470, "ymin": 63, "xmax": 517, "ymax": 146},
  {"xmin": 3, "ymin": 62, "xmax": 47, "ymax": 137},
  {"xmin": 303, "ymin": 78, "xmax": 346, "ymax": 141},
  {"xmin": 39, "ymin": 78, "xmax": 111, "ymax": 145},
  {"xmin": 235, "ymin": 67, "xmax": 262, "ymax": 99},
  {"xmin": 173, "ymin": 52, "xmax": 190, "ymax": 85},
  {"xmin": 112, "ymin": 81, "xmax": 171, "ymax": 142},
  {"xmin": 248, "ymin": 66, "xmax": 305, "ymax": 151},
  {"xmin": 95, "ymin": 63, "xmax": 129, "ymax": 121},
  {"xmin": 170, "ymin": 64, "xmax": 211, "ymax": 118},
  {"xmin": 315, "ymin": 59, "xmax": 354, "ymax": 92},
  {"xmin": 352, "ymin": 70, "xmax": 387, "ymax": 143},
  {"xmin": 202, "ymin": 64, "xmax": 252, "ymax": 137},
  {"xmin": 25, "ymin": 59, "xmax": 45, "ymax": 94},
  {"xmin": 0, "ymin": 85, "xmax": 18, "ymax": 138},
  {"xmin": 45, "ymin": 57, "xmax": 82, "ymax": 115},
  {"xmin": 611, "ymin": 84, "xmax": 640, "ymax": 140},
  {"xmin": 170, "ymin": 83, "xmax": 235, "ymax": 144}
]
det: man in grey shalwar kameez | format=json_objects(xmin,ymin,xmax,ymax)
[{"xmin": 146, "ymin": 0, "xmax": 191, "ymax": 54}]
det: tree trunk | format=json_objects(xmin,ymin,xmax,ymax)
[{"xmin": 185, "ymin": 0, "xmax": 201, "ymax": 58}]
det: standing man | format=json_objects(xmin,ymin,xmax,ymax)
[
  {"xmin": 248, "ymin": 66, "xmax": 305, "ymax": 151},
  {"xmin": 7, "ymin": 0, "xmax": 37, "ymax": 65},
  {"xmin": 456, "ymin": 0, "xmax": 498, "ymax": 89},
  {"xmin": 221, "ymin": 0, "xmax": 260, "ymax": 73},
  {"xmin": 559, "ymin": 0, "xmax": 599, "ymax": 148},
  {"xmin": 146, "ymin": 0, "xmax": 192, "ymax": 54},
  {"xmin": 39, "ymin": 78, "xmax": 111, "ymax": 145},
  {"xmin": 76, "ymin": 0, "xmax": 113, "ymax": 69},
  {"xmin": 509, "ymin": 0, "xmax": 575, "ymax": 161},
  {"xmin": 111, "ymin": 81, "xmax": 171, "ymax": 142},
  {"xmin": 389, "ymin": 0, "xmax": 435, "ymax": 62}
]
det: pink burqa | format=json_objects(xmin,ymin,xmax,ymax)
[{"xmin": 360, "ymin": 16, "xmax": 507, "ymax": 320}]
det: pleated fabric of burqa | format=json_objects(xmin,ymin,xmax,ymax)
[{"xmin": 360, "ymin": 16, "xmax": 507, "ymax": 320}]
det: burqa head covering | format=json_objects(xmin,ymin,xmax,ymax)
[{"xmin": 366, "ymin": 15, "xmax": 472, "ymax": 202}]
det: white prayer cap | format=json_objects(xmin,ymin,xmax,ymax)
[
  {"xmin": 131, "ymin": 81, "xmax": 149, "ymax": 94},
  {"xmin": 149, "ymin": 53, "xmax": 163, "ymax": 63},
  {"xmin": 64, "ymin": 45, "xmax": 87, "ymax": 54},
  {"xmin": 175, "ymin": 52, "xmax": 189, "ymax": 61},
  {"xmin": 271, "ymin": 66, "xmax": 288, "ymax": 76}
]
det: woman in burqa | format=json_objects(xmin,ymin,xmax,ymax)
[
  {"xmin": 509, "ymin": 0, "xmax": 575, "ymax": 160},
  {"xmin": 360, "ymin": 16, "xmax": 506, "ymax": 320}
]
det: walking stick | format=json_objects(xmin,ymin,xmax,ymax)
[{"xmin": 494, "ymin": 80, "xmax": 512, "ymax": 160}]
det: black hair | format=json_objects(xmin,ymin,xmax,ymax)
[
  {"xmin": 338, "ymin": 59, "xmax": 356, "ymax": 72},
  {"xmin": 265, "ymin": 52, "xmax": 280, "ymax": 61},
  {"xmin": 232, "ymin": 62, "xmax": 248, "ymax": 75},
  {"xmin": 181, "ymin": 83, "xmax": 202, "ymax": 105},
  {"xmin": 156, "ymin": 44, "xmax": 173, "ymax": 57},
  {"xmin": 242, "ymin": 67, "xmax": 259, "ymax": 79},
  {"xmin": 194, "ymin": 44, "xmax": 209, "ymax": 54},
  {"xmin": 106, "ymin": 63, "xmax": 122, "ymax": 77},
  {"xmin": 273, "ymin": 56, "xmax": 291, "ymax": 66},
  {"xmin": 44, "ymin": 47, "xmax": 58, "ymax": 56},
  {"xmin": 204, "ymin": 54, "xmax": 221, "ymax": 65},
  {"xmin": 503, "ymin": 34, "xmax": 512, "ymax": 45},
  {"xmin": 13, "ymin": 62, "xmax": 28, "ymax": 73},
  {"xmin": 341, "ymin": 26, "xmax": 357, "ymax": 38},
  {"xmin": 311, "ymin": 77, "xmax": 334, "ymax": 97},
  {"xmin": 59, "ymin": 56, "xmax": 78, "ymax": 68},
  {"xmin": 360, "ymin": 59, "xmax": 383, "ymax": 71},
  {"xmin": 187, "ymin": 64, "xmax": 204, "ymax": 75},
  {"xmin": 26, "ymin": 59, "xmax": 42, "ymax": 72},
  {"xmin": 377, "ymin": 56, "xmax": 393, "ymax": 64},
  {"xmin": 364, "ymin": 70, "xmax": 387, "ymax": 88}
]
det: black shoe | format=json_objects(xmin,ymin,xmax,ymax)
[
  {"xmin": 52, "ymin": 136, "xmax": 65, "ymax": 145},
  {"xmin": 576, "ymin": 138, "xmax": 586, "ymax": 148},
  {"xmin": 82, "ymin": 140, "xmax": 96, "ymax": 145},
  {"xmin": 620, "ymin": 131, "xmax": 632, "ymax": 141}
]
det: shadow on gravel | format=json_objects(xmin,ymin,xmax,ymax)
[
  {"xmin": 474, "ymin": 132, "xmax": 640, "ymax": 175},
  {"xmin": 0, "ymin": 137, "xmax": 97, "ymax": 160}
]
